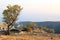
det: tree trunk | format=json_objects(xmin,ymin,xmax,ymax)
[
  {"xmin": 7, "ymin": 20, "xmax": 15, "ymax": 35},
  {"xmin": 7, "ymin": 26, "xmax": 10, "ymax": 35},
  {"xmin": 7, "ymin": 23, "xmax": 12, "ymax": 35}
]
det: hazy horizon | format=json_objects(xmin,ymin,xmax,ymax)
[{"xmin": 0, "ymin": 0, "xmax": 60, "ymax": 22}]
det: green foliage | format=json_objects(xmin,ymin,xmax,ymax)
[
  {"xmin": 22, "ymin": 26, "xmax": 32, "ymax": 32},
  {"xmin": 49, "ymin": 29, "xmax": 55, "ymax": 33},
  {"xmin": 3, "ymin": 5, "xmax": 23, "ymax": 25},
  {"xmin": 41, "ymin": 27, "xmax": 48, "ymax": 31},
  {"xmin": 27, "ymin": 22, "xmax": 38, "ymax": 29},
  {"xmin": 25, "ymin": 22, "xmax": 38, "ymax": 32},
  {"xmin": 22, "ymin": 22, "xmax": 38, "ymax": 32},
  {"xmin": 2, "ymin": 5, "xmax": 23, "ymax": 35}
]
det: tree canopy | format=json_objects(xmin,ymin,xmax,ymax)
[{"xmin": 2, "ymin": 5, "xmax": 23, "ymax": 35}]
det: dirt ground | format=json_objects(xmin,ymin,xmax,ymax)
[{"xmin": 0, "ymin": 35, "xmax": 60, "ymax": 40}]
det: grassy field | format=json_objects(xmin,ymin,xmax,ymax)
[
  {"xmin": 0, "ymin": 33, "xmax": 60, "ymax": 40},
  {"xmin": 0, "ymin": 35, "xmax": 60, "ymax": 40}
]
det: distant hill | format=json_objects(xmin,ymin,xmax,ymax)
[
  {"xmin": 15, "ymin": 21, "xmax": 60, "ymax": 34},
  {"xmin": 0, "ymin": 21, "xmax": 60, "ymax": 34}
]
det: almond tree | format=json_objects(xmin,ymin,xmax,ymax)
[{"xmin": 3, "ymin": 5, "xmax": 23, "ymax": 35}]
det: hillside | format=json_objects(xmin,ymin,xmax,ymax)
[
  {"xmin": 15, "ymin": 21, "xmax": 60, "ymax": 34},
  {"xmin": 0, "ymin": 21, "xmax": 60, "ymax": 34},
  {"xmin": 0, "ymin": 33, "xmax": 60, "ymax": 40}
]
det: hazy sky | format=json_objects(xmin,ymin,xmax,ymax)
[{"xmin": 0, "ymin": 0, "xmax": 60, "ymax": 22}]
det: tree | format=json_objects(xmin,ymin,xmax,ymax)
[
  {"xmin": 41, "ymin": 27, "xmax": 48, "ymax": 31},
  {"xmin": 49, "ymin": 29, "xmax": 55, "ymax": 33},
  {"xmin": 27, "ymin": 22, "xmax": 38, "ymax": 30},
  {"xmin": 3, "ymin": 5, "xmax": 23, "ymax": 35}
]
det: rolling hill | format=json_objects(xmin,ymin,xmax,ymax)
[{"xmin": 15, "ymin": 21, "xmax": 60, "ymax": 34}]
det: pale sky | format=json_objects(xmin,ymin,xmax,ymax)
[{"xmin": 0, "ymin": 0, "xmax": 60, "ymax": 22}]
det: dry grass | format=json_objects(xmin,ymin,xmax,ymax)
[{"xmin": 0, "ymin": 34, "xmax": 60, "ymax": 40}]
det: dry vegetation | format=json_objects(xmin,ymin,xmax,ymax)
[{"xmin": 0, "ymin": 33, "xmax": 60, "ymax": 40}]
